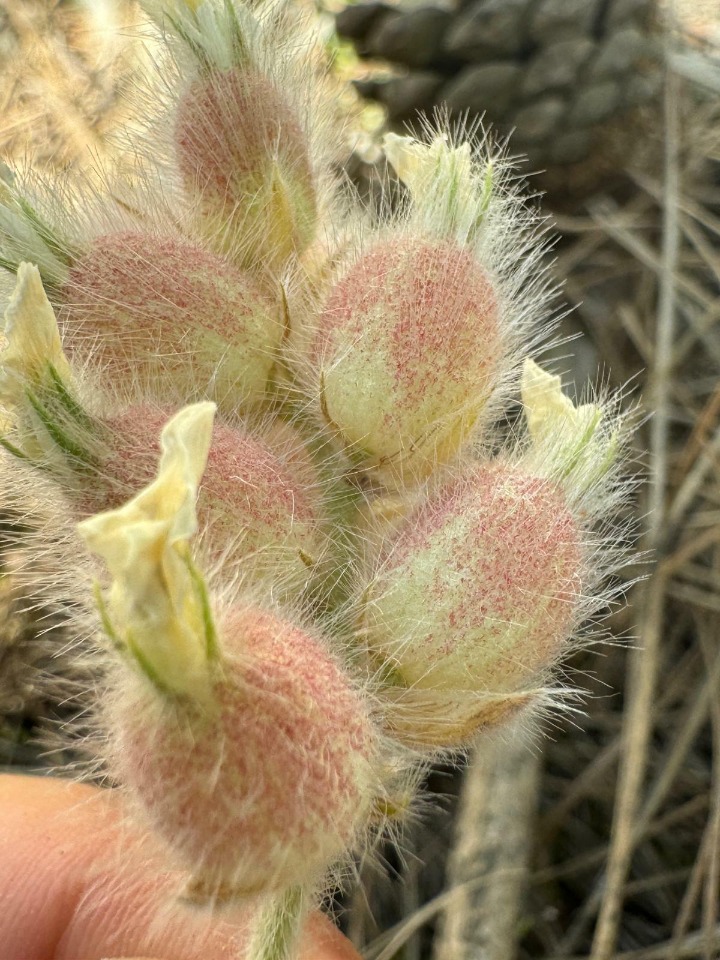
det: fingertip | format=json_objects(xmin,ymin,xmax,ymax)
[
  {"xmin": 300, "ymin": 912, "xmax": 363, "ymax": 960},
  {"xmin": 0, "ymin": 775, "xmax": 363, "ymax": 960}
]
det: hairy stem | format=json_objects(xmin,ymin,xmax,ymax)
[{"xmin": 246, "ymin": 885, "xmax": 308, "ymax": 960}]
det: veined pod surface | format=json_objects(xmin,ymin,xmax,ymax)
[
  {"xmin": 361, "ymin": 461, "xmax": 584, "ymax": 746},
  {"xmin": 175, "ymin": 68, "xmax": 317, "ymax": 271},
  {"xmin": 316, "ymin": 237, "xmax": 501, "ymax": 488},
  {"xmin": 60, "ymin": 231, "xmax": 282, "ymax": 412}
]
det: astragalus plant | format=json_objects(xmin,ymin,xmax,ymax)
[{"xmin": 0, "ymin": 1, "xmax": 632, "ymax": 957}]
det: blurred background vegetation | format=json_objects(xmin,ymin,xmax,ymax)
[{"xmin": 1, "ymin": 1, "xmax": 719, "ymax": 959}]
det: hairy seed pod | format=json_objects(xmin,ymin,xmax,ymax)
[
  {"xmin": 316, "ymin": 237, "xmax": 501, "ymax": 489},
  {"xmin": 362, "ymin": 461, "xmax": 583, "ymax": 746},
  {"xmin": 84, "ymin": 407, "xmax": 329, "ymax": 598},
  {"xmin": 59, "ymin": 232, "xmax": 282, "ymax": 412},
  {"xmin": 109, "ymin": 605, "xmax": 376, "ymax": 897},
  {"xmin": 175, "ymin": 68, "xmax": 317, "ymax": 271}
]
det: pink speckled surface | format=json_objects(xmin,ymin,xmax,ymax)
[
  {"xmin": 316, "ymin": 238, "xmax": 500, "ymax": 477},
  {"xmin": 112, "ymin": 607, "xmax": 375, "ymax": 894},
  {"xmin": 176, "ymin": 69, "xmax": 312, "ymax": 200},
  {"xmin": 175, "ymin": 68, "xmax": 317, "ymax": 262},
  {"xmin": 61, "ymin": 231, "xmax": 281, "ymax": 398},
  {"xmin": 80, "ymin": 405, "xmax": 328, "ymax": 593},
  {"xmin": 367, "ymin": 462, "xmax": 583, "ymax": 693}
]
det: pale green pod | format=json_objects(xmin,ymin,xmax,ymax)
[
  {"xmin": 175, "ymin": 68, "xmax": 317, "ymax": 273},
  {"xmin": 362, "ymin": 461, "xmax": 584, "ymax": 746},
  {"xmin": 315, "ymin": 237, "xmax": 502, "ymax": 489},
  {"xmin": 61, "ymin": 231, "xmax": 283, "ymax": 414}
]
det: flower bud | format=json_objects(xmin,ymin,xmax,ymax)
[
  {"xmin": 0, "ymin": 172, "xmax": 72, "ymax": 288},
  {"xmin": 60, "ymin": 231, "xmax": 282, "ymax": 413},
  {"xmin": 384, "ymin": 133, "xmax": 493, "ymax": 242},
  {"xmin": 79, "ymin": 402, "xmax": 218, "ymax": 702},
  {"xmin": 316, "ymin": 237, "xmax": 501, "ymax": 488},
  {"xmin": 0, "ymin": 264, "xmax": 93, "ymax": 468},
  {"xmin": 175, "ymin": 68, "xmax": 317, "ymax": 271},
  {"xmin": 0, "ymin": 264, "xmax": 72, "ymax": 413},
  {"xmin": 361, "ymin": 461, "xmax": 584, "ymax": 747}
]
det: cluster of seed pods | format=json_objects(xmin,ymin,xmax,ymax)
[{"xmin": 0, "ymin": 2, "xmax": 628, "ymax": 958}]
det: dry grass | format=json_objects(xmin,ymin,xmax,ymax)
[
  {"xmin": 1, "ymin": 3, "xmax": 719, "ymax": 959},
  {"xmin": 0, "ymin": 0, "xmax": 142, "ymax": 176}
]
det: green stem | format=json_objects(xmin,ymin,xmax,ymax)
[{"xmin": 246, "ymin": 886, "xmax": 308, "ymax": 960}]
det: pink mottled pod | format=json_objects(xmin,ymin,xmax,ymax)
[
  {"xmin": 78, "ymin": 404, "xmax": 378, "ymax": 899},
  {"xmin": 109, "ymin": 604, "xmax": 377, "ymax": 898},
  {"xmin": 361, "ymin": 461, "xmax": 584, "ymax": 747},
  {"xmin": 59, "ymin": 231, "xmax": 283, "ymax": 412},
  {"xmin": 0, "ymin": 267, "xmax": 324, "ymax": 600},
  {"xmin": 84, "ymin": 407, "xmax": 330, "ymax": 599},
  {"xmin": 175, "ymin": 67, "xmax": 317, "ymax": 271},
  {"xmin": 315, "ymin": 237, "xmax": 502, "ymax": 489}
]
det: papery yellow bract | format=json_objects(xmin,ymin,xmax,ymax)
[
  {"xmin": 384, "ymin": 133, "xmax": 473, "ymax": 197},
  {"xmin": 383, "ymin": 132, "xmax": 492, "ymax": 239},
  {"xmin": 521, "ymin": 358, "xmax": 617, "ymax": 487},
  {"xmin": 0, "ymin": 263, "xmax": 78, "ymax": 462},
  {"xmin": 0, "ymin": 263, "xmax": 72, "ymax": 412},
  {"xmin": 522, "ymin": 359, "xmax": 598, "ymax": 437},
  {"xmin": 78, "ymin": 402, "xmax": 219, "ymax": 704}
]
